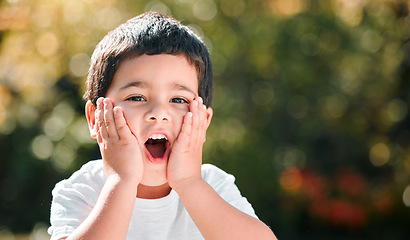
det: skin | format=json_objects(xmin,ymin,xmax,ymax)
[
  {"xmin": 61, "ymin": 54, "xmax": 277, "ymax": 240},
  {"xmin": 87, "ymin": 54, "xmax": 211, "ymax": 190}
]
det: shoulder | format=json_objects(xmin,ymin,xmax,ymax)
[
  {"xmin": 73, "ymin": 159, "xmax": 106, "ymax": 181},
  {"xmin": 201, "ymin": 163, "xmax": 232, "ymax": 178},
  {"xmin": 57, "ymin": 160, "xmax": 105, "ymax": 185},
  {"xmin": 200, "ymin": 164, "xmax": 258, "ymax": 218},
  {"xmin": 201, "ymin": 163, "xmax": 236, "ymax": 190},
  {"xmin": 49, "ymin": 160, "xmax": 105, "ymax": 240},
  {"xmin": 51, "ymin": 160, "xmax": 106, "ymax": 201}
]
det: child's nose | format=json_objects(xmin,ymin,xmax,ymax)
[{"xmin": 145, "ymin": 103, "xmax": 171, "ymax": 122}]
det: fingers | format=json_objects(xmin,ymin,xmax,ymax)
[
  {"xmin": 96, "ymin": 98, "xmax": 107, "ymax": 142},
  {"xmin": 190, "ymin": 99, "xmax": 200, "ymax": 143},
  {"xmin": 199, "ymin": 99, "xmax": 208, "ymax": 142},
  {"xmin": 95, "ymin": 97, "xmax": 125, "ymax": 142},
  {"xmin": 113, "ymin": 106, "xmax": 135, "ymax": 141},
  {"xmin": 186, "ymin": 97, "xmax": 208, "ymax": 146},
  {"xmin": 104, "ymin": 98, "xmax": 118, "ymax": 139},
  {"xmin": 178, "ymin": 111, "xmax": 193, "ymax": 147}
]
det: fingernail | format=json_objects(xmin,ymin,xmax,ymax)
[
  {"xmin": 97, "ymin": 98, "xmax": 104, "ymax": 108},
  {"xmin": 113, "ymin": 107, "xmax": 120, "ymax": 115}
]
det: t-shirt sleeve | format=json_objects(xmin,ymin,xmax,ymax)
[
  {"xmin": 201, "ymin": 164, "xmax": 259, "ymax": 219},
  {"xmin": 48, "ymin": 161, "xmax": 105, "ymax": 240}
]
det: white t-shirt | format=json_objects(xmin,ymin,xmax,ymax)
[{"xmin": 48, "ymin": 160, "xmax": 258, "ymax": 240}]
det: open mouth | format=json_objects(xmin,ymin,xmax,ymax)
[{"xmin": 144, "ymin": 134, "xmax": 168, "ymax": 159}]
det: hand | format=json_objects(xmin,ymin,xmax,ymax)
[
  {"xmin": 95, "ymin": 97, "xmax": 144, "ymax": 184},
  {"xmin": 167, "ymin": 97, "xmax": 211, "ymax": 190}
]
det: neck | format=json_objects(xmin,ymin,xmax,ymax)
[{"xmin": 137, "ymin": 182, "xmax": 172, "ymax": 199}]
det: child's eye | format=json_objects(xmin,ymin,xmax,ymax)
[
  {"xmin": 126, "ymin": 95, "xmax": 146, "ymax": 102},
  {"xmin": 170, "ymin": 97, "xmax": 189, "ymax": 104}
]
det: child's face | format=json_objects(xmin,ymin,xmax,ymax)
[{"xmin": 100, "ymin": 54, "xmax": 201, "ymax": 186}]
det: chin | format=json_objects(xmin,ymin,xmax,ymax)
[{"xmin": 140, "ymin": 162, "xmax": 168, "ymax": 186}]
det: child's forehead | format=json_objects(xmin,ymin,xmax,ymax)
[
  {"xmin": 109, "ymin": 53, "xmax": 199, "ymax": 93},
  {"xmin": 120, "ymin": 53, "xmax": 197, "ymax": 73},
  {"xmin": 118, "ymin": 53, "xmax": 197, "ymax": 74}
]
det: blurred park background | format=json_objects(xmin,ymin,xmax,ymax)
[{"xmin": 1, "ymin": 0, "xmax": 410, "ymax": 239}]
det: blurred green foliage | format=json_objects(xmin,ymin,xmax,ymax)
[{"xmin": 1, "ymin": 0, "xmax": 410, "ymax": 239}]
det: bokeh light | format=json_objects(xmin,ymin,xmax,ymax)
[
  {"xmin": 251, "ymin": 81, "xmax": 275, "ymax": 107},
  {"xmin": 369, "ymin": 143, "xmax": 390, "ymax": 167},
  {"xmin": 192, "ymin": 0, "xmax": 217, "ymax": 21},
  {"xmin": 287, "ymin": 95, "xmax": 309, "ymax": 119},
  {"xmin": 69, "ymin": 53, "xmax": 91, "ymax": 77},
  {"xmin": 269, "ymin": 0, "xmax": 310, "ymax": 18},
  {"xmin": 220, "ymin": 0, "xmax": 245, "ymax": 18},
  {"xmin": 31, "ymin": 135, "xmax": 54, "ymax": 160},
  {"xmin": 279, "ymin": 167, "xmax": 303, "ymax": 192}
]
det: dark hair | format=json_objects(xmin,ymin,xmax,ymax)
[{"xmin": 84, "ymin": 11, "xmax": 213, "ymax": 107}]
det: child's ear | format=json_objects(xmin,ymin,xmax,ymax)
[
  {"xmin": 85, "ymin": 100, "xmax": 98, "ymax": 139},
  {"xmin": 205, "ymin": 107, "xmax": 213, "ymax": 130}
]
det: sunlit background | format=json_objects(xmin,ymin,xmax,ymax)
[{"xmin": 1, "ymin": 0, "xmax": 410, "ymax": 239}]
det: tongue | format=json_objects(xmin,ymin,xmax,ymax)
[{"xmin": 145, "ymin": 141, "xmax": 166, "ymax": 158}]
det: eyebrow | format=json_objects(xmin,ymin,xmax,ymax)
[
  {"xmin": 118, "ymin": 81, "xmax": 197, "ymax": 97},
  {"xmin": 174, "ymin": 83, "xmax": 197, "ymax": 97},
  {"xmin": 119, "ymin": 81, "xmax": 147, "ymax": 90}
]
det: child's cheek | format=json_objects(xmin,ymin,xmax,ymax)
[
  {"xmin": 173, "ymin": 103, "xmax": 190, "ymax": 118},
  {"xmin": 178, "ymin": 111, "xmax": 187, "ymax": 130},
  {"xmin": 115, "ymin": 106, "xmax": 137, "ymax": 134}
]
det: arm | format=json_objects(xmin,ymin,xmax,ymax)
[
  {"xmin": 65, "ymin": 174, "xmax": 137, "ymax": 240},
  {"xmin": 168, "ymin": 97, "xmax": 277, "ymax": 240},
  {"xmin": 65, "ymin": 98, "xmax": 143, "ymax": 240},
  {"xmin": 174, "ymin": 179, "xmax": 276, "ymax": 240}
]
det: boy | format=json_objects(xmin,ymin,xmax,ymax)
[{"xmin": 48, "ymin": 12, "xmax": 277, "ymax": 240}]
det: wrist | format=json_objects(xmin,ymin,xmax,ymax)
[
  {"xmin": 171, "ymin": 177, "xmax": 205, "ymax": 195},
  {"xmin": 104, "ymin": 165, "xmax": 142, "ymax": 186},
  {"xmin": 106, "ymin": 173, "xmax": 140, "ymax": 193}
]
